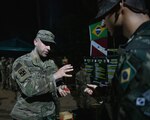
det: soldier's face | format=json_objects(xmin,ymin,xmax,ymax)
[
  {"xmin": 105, "ymin": 13, "xmax": 116, "ymax": 36},
  {"xmin": 34, "ymin": 39, "xmax": 51, "ymax": 57},
  {"xmin": 104, "ymin": 5, "xmax": 122, "ymax": 36}
]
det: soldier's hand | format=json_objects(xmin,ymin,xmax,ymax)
[
  {"xmin": 84, "ymin": 84, "xmax": 98, "ymax": 95},
  {"xmin": 53, "ymin": 64, "xmax": 73, "ymax": 80},
  {"xmin": 58, "ymin": 85, "xmax": 70, "ymax": 97},
  {"xmin": 84, "ymin": 88, "xmax": 93, "ymax": 95},
  {"xmin": 87, "ymin": 84, "xmax": 98, "ymax": 89}
]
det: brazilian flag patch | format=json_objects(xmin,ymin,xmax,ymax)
[{"xmin": 120, "ymin": 61, "xmax": 136, "ymax": 89}]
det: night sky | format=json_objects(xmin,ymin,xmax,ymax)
[
  {"xmin": 0, "ymin": 0, "xmax": 101, "ymax": 70},
  {"xmin": 0, "ymin": 0, "xmax": 98, "ymax": 59}
]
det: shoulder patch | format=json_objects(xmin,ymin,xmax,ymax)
[
  {"xmin": 120, "ymin": 60, "xmax": 136, "ymax": 90},
  {"xmin": 14, "ymin": 63, "xmax": 22, "ymax": 71},
  {"xmin": 14, "ymin": 62, "xmax": 30, "ymax": 82}
]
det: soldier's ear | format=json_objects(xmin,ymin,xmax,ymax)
[
  {"xmin": 34, "ymin": 38, "xmax": 39, "ymax": 46},
  {"xmin": 118, "ymin": 1, "xmax": 124, "ymax": 15}
]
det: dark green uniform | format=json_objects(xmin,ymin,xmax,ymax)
[
  {"xmin": 75, "ymin": 68, "xmax": 91, "ymax": 109},
  {"xmin": 93, "ymin": 21, "xmax": 150, "ymax": 120}
]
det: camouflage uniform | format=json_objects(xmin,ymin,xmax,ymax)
[
  {"xmin": 0, "ymin": 57, "xmax": 7, "ymax": 89},
  {"xmin": 93, "ymin": 21, "xmax": 150, "ymax": 120},
  {"xmin": 75, "ymin": 65, "xmax": 91, "ymax": 109},
  {"xmin": 90, "ymin": 0, "xmax": 150, "ymax": 120},
  {"xmin": 6, "ymin": 58, "xmax": 15, "ymax": 90},
  {"xmin": 10, "ymin": 30, "xmax": 58, "ymax": 120},
  {"xmin": 112, "ymin": 21, "xmax": 150, "ymax": 120}
]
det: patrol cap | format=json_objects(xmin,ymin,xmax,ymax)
[
  {"xmin": 36, "ymin": 30, "xmax": 56, "ymax": 44},
  {"xmin": 96, "ymin": 0, "xmax": 120, "ymax": 18},
  {"xmin": 96, "ymin": 0, "xmax": 149, "ymax": 18},
  {"xmin": 123, "ymin": 0, "xmax": 149, "ymax": 14}
]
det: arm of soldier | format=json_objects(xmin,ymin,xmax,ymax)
[
  {"xmin": 84, "ymin": 84, "xmax": 98, "ymax": 95},
  {"xmin": 12, "ymin": 61, "xmax": 56, "ymax": 97},
  {"xmin": 141, "ymin": 51, "xmax": 150, "ymax": 81},
  {"xmin": 86, "ymin": 73, "xmax": 91, "ymax": 84},
  {"xmin": 12, "ymin": 61, "xmax": 73, "ymax": 97},
  {"xmin": 53, "ymin": 64, "xmax": 73, "ymax": 80},
  {"xmin": 84, "ymin": 84, "xmax": 109, "ymax": 102}
]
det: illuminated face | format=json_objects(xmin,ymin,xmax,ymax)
[{"xmin": 34, "ymin": 39, "xmax": 51, "ymax": 57}]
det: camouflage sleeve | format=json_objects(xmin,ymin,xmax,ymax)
[
  {"xmin": 86, "ymin": 73, "xmax": 91, "ymax": 84},
  {"xmin": 75, "ymin": 72, "xmax": 83, "ymax": 85},
  {"xmin": 12, "ymin": 60, "xmax": 56, "ymax": 97},
  {"xmin": 137, "ymin": 50, "xmax": 150, "ymax": 86}
]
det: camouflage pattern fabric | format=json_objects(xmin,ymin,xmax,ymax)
[
  {"xmin": 75, "ymin": 69, "xmax": 91, "ymax": 109},
  {"xmin": 112, "ymin": 21, "xmax": 150, "ymax": 120},
  {"xmin": 10, "ymin": 50, "xmax": 58, "ymax": 120},
  {"xmin": 91, "ymin": 21, "xmax": 150, "ymax": 120}
]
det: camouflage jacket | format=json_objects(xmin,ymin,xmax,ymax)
[
  {"xmin": 11, "ymin": 50, "xmax": 58, "ymax": 120},
  {"xmin": 75, "ymin": 69, "xmax": 91, "ymax": 93},
  {"xmin": 93, "ymin": 21, "xmax": 150, "ymax": 120},
  {"xmin": 112, "ymin": 21, "xmax": 150, "ymax": 120}
]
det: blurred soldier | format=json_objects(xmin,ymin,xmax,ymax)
[
  {"xmin": 85, "ymin": 0, "xmax": 150, "ymax": 120},
  {"xmin": 0, "ymin": 57, "xmax": 2, "ymax": 82},
  {"xmin": 0, "ymin": 56, "xmax": 7, "ymax": 89},
  {"xmin": 6, "ymin": 57, "xmax": 15, "ymax": 90},
  {"xmin": 75, "ymin": 63, "xmax": 92, "ymax": 109},
  {"xmin": 62, "ymin": 56, "xmax": 68, "ymax": 65},
  {"xmin": 10, "ymin": 30, "xmax": 73, "ymax": 120}
]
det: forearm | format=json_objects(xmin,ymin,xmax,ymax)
[{"xmin": 15, "ymin": 73, "xmax": 56, "ymax": 97}]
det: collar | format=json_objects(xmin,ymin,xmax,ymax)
[
  {"xmin": 132, "ymin": 20, "xmax": 150, "ymax": 37},
  {"xmin": 30, "ymin": 49, "xmax": 53, "ymax": 68},
  {"xmin": 126, "ymin": 20, "xmax": 150, "ymax": 44},
  {"xmin": 30, "ymin": 49, "xmax": 41, "ymax": 66}
]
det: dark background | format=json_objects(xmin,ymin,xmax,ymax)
[
  {"xmin": 0, "ymin": 0, "xmax": 98, "ymax": 57},
  {"xmin": 1, "ymin": 0, "xmax": 149, "ymax": 66},
  {"xmin": 0, "ymin": 0, "xmax": 101, "ymax": 70}
]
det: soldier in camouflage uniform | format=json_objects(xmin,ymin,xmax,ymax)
[
  {"xmin": 75, "ymin": 63, "xmax": 91, "ymax": 109},
  {"xmin": 0, "ymin": 56, "xmax": 7, "ymax": 89},
  {"xmin": 6, "ymin": 57, "xmax": 15, "ymax": 90},
  {"xmin": 84, "ymin": 0, "xmax": 150, "ymax": 120},
  {"xmin": 10, "ymin": 30, "xmax": 73, "ymax": 120}
]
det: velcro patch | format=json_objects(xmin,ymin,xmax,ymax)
[
  {"xmin": 120, "ymin": 60, "xmax": 136, "ymax": 90},
  {"xmin": 15, "ymin": 62, "xmax": 30, "ymax": 82}
]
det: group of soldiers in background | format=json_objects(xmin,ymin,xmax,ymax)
[{"xmin": 0, "ymin": 56, "xmax": 17, "ymax": 91}]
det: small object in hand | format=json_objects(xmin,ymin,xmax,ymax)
[{"xmin": 63, "ymin": 87, "xmax": 70, "ymax": 92}]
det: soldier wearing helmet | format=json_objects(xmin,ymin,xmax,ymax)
[{"xmin": 85, "ymin": 0, "xmax": 150, "ymax": 120}]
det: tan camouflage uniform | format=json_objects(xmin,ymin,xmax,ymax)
[{"xmin": 11, "ymin": 30, "xmax": 58, "ymax": 120}]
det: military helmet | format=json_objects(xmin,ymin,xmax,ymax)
[{"xmin": 96, "ymin": 0, "xmax": 149, "ymax": 18}]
